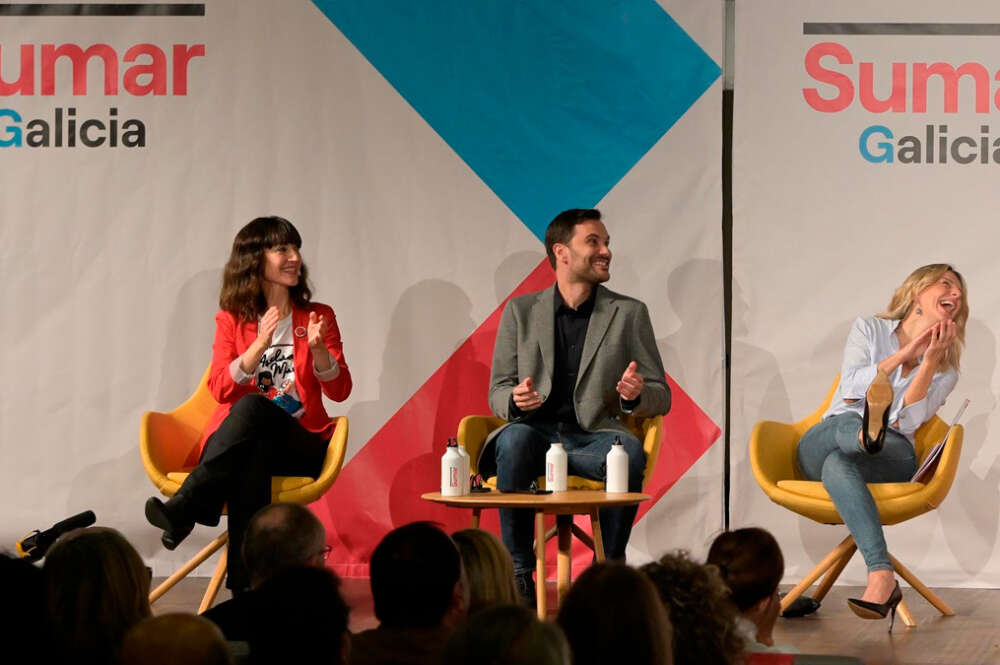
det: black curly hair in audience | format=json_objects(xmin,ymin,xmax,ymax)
[{"xmin": 641, "ymin": 551, "xmax": 744, "ymax": 665}]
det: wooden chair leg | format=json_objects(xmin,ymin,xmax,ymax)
[
  {"xmin": 545, "ymin": 525, "xmax": 557, "ymax": 542},
  {"xmin": 896, "ymin": 599, "xmax": 917, "ymax": 628},
  {"xmin": 149, "ymin": 532, "xmax": 228, "ymax": 604},
  {"xmin": 888, "ymin": 552, "xmax": 955, "ymax": 616},
  {"xmin": 780, "ymin": 535, "xmax": 855, "ymax": 613},
  {"xmin": 471, "ymin": 508, "xmax": 481, "ymax": 529},
  {"xmin": 198, "ymin": 544, "xmax": 228, "ymax": 613},
  {"xmin": 589, "ymin": 509, "xmax": 605, "ymax": 562},
  {"xmin": 535, "ymin": 512, "xmax": 547, "ymax": 620},
  {"xmin": 813, "ymin": 540, "xmax": 857, "ymax": 602},
  {"xmin": 571, "ymin": 523, "xmax": 595, "ymax": 551},
  {"xmin": 557, "ymin": 519, "xmax": 572, "ymax": 603}
]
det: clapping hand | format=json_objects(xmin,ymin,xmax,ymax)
[
  {"xmin": 257, "ymin": 306, "xmax": 281, "ymax": 347},
  {"xmin": 307, "ymin": 311, "xmax": 328, "ymax": 350},
  {"xmin": 616, "ymin": 361, "xmax": 643, "ymax": 401},
  {"xmin": 512, "ymin": 376, "xmax": 543, "ymax": 412}
]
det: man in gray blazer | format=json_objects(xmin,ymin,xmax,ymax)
[{"xmin": 483, "ymin": 208, "xmax": 670, "ymax": 603}]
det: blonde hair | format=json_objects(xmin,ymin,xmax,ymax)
[
  {"xmin": 878, "ymin": 263, "xmax": 968, "ymax": 371},
  {"xmin": 452, "ymin": 528, "xmax": 520, "ymax": 613}
]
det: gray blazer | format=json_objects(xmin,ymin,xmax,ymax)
[{"xmin": 480, "ymin": 284, "xmax": 670, "ymax": 473}]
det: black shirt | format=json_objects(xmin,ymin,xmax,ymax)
[
  {"xmin": 509, "ymin": 286, "xmax": 595, "ymax": 431},
  {"xmin": 509, "ymin": 285, "xmax": 640, "ymax": 428}
]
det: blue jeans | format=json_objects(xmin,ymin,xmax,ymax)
[
  {"xmin": 797, "ymin": 412, "xmax": 916, "ymax": 572},
  {"xmin": 494, "ymin": 421, "xmax": 646, "ymax": 575}
]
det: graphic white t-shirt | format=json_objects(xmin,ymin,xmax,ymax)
[{"xmin": 254, "ymin": 314, "xmax": 304, "ymax": 418}]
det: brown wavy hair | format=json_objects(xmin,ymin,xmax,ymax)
[
  {"xmin": 641, "ymin": 551, "xmax": 744, "ymax": 665},
  {"xmin": 877, "ymin": 263, "xmax": 968, "ymax": 371},
  {"xmin": 44, "ymin": 527, "xmax": 151, "ymax": 663},
  {"xmin": 219, "ymin": 216, "xmax": 312, "ymax": 322},
  {"xmin": 707, "ymin": 527, "xmax": 783, "ymax": 613}
]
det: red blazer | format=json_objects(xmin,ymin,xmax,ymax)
[{"xmin": 194, "ymin": 302, "xmax": 353, "ymax": 460}]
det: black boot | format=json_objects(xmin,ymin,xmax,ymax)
[
  {"xmin": 144, "ymin": 495, "xmax": 194, "ymax": 550},
  {"xmin": 514, "ymin": 571, "xmax": 536, "ymax": 609}
]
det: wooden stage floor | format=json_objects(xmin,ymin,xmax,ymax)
[{"xmin": 152, "ymin": 578, "xmax": 1000, "ymax": 665}]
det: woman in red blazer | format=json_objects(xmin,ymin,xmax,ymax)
[{"xmin": 145, "ymin": 216, "xmax": 352, "ymax": 591}]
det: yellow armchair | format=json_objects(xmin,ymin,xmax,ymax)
[
  {"xmin": 749, "ymin": 376, "xmax": 962, "ymax": 626},
  {"xmin": 140, "ymin": 367, "xmax": 348, "ymax": 612}
]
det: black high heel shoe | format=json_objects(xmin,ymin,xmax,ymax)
[
  {"xmin": 847, "ymin": 582, "xmax": 903, "ymax": 632},
  {"xmin": 861, "ymin": 370, "xmax": 893, "ymax": 454}
]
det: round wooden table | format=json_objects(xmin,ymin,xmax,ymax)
[{"xmin": 422, "ymin": 490, "xmax": 649, "ymax": 618}]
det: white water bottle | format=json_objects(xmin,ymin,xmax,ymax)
[
  {"xmin": 441, "ymin": 440, "xmax": 464, "ymax": 497},
  {"xmin": 605, "ymin": 437, "xmax": 629, "ymax": 493},
  {"xmin": 456, "ymin": 439, "xmax": 471, "ymax": 495},
  {"xmin": 545, "ymin": 442, "xmax": 568, "ymax": 491}
]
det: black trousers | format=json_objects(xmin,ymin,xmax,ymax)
[{"xmin": 180, "ymin": 393, "xmax": 327, "ymax": 590}]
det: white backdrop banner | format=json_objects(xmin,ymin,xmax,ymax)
[
  {"xmin": 0, "ymin": 0, "xmax": 723, "ymax": 577},
  {"xmin": 734, "ymin": 0, "xmax": 1000, "ymax": 587}
]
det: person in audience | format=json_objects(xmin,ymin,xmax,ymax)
[
  {"xmin": 452, "ymin": 528, "xmax": 520, "ymax": 613},
  {"xmin": 121, "ymin": 614, "xmax": 233, "ymax": 665},
  {"xmin": 43, "ymin": 527, "xmax": 151, "ymax": 664},
  {"xmin": 443, "ymin": 604, "xmax": 570, "ymax": 665},
  {"xmin": 1, "ymin": 554, "xmax": 45, "ymax": 664},
  {"xmin": 641, "ymin": 551, "xmax": 744, "ymax": 665},
  {"xmin": 145, "ymin": 215, "xmax": 352, "ymax": 592},
  {"xmin": 349, "ymin": 522, "xmax": 468, "ymax": 665},
  {"xmin": 246, "ymin": 565, "xmax": 351, "ymax": 664},
  {"xmin": 202, "ymin": 502, "xmax": 329, "ymax": 640},
  {"xmin": 796, "ymin": 264, "xmax": 967, "ymax": 627},
  {"xmin": 706, "ymin": 528, "xmax": 795, "ymax": 654},
  {"xmin": 556, "ymin": 562, "xmax": 672, "ymax": 665}
]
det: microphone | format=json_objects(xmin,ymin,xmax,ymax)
[{"xmin": 16, "ymin": 510, "xmax": 97, "ymax": 561}]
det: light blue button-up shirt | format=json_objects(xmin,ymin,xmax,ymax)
[{"xmin": 823, "ymin": 316, "xmax": 958, "ymax": 443}]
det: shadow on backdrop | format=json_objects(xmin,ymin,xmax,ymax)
[
  {"xmin": 725, "ymin": 273, "xmax": 793, "ymax": 537},
  {"xmin": 942, "ymin": 317, "xmax": 999, "ymax": 576}
]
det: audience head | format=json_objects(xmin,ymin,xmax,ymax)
[
  {"xmin": 121, "ymin": 614, "xmax": 232, "ymax": 665},
  {"xmin": 452, "ymin": 528, "xmax": 519, "ymax": 613},
  {"xmin": 1, "ymin": 553, "xmax": 44, "ymax": 662},
  {"xmin": 707, "ymin": 527, "xmax": 783, "ymax": 614},
  {"xmin": 544, "ymin": 208, "xmax": 603, "ymax": 269},
  {"xmin": 444, "ymin": 604, "xmax": 570, "ymax": 665},
  {"xmin": 556, "ymin": 562, "xmax": 672, "ymax": 665},
  {"xmin": 706, "ymin": 528, "xmax": 783, "ymax": 650},
  {"xmin": 641, "ymin": 551, "xmax": 744, "ymax": 665},
  {"xmin": 248, "ymin": 565, "xmax": 350, "ymax": 664},
  {"xmin": 369, "ymin": 521, "xmax": 466, "ymax": 629},
  {"xmin": 43, "ymin": 527, "xmax": 151, "ymax": 663},
  {"xmin": 242, "ymin": 502, "xmax": 327, "ymax": 588}
]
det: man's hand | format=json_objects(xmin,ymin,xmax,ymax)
[
  {"xmin": 512, "ymin": 376, "xmax": 543, "ymax": 411},
  {"xmin": 616, "ymin": 361, "xmax": 643, "ymax": 401}
]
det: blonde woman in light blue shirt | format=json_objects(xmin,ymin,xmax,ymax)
[{"xmin": 797, "ymin": 264, "xmax": 967, "ymax": 630}]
